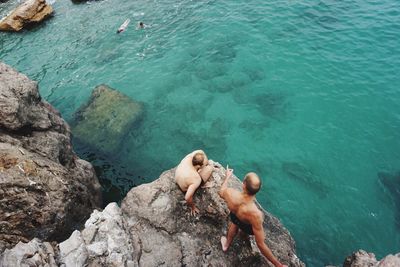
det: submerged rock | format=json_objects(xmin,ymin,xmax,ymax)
[
  {"xmin": 282, "ymin": 161, "xmax": 329, "ymax": 198},
  {"xmin": 0, "ymin": 0, "xmax": 53, "ymax": 32},
  {"xmin": 343, "ymin": 250, "xmax": 400, "ymax": 267},
  {"xmin": 378, "ymin": 171, "xmax": 400, "ymax": 228},
  {"xmin": 72, "ymin": 84, "xmax": 143, "ymax": 155},
  {"xmin": 0, "ymin": 62, "xmax": 101, "ymax": 249}
]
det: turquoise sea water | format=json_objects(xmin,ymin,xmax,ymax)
[{"xmin": 1, "ymin": 0, "xmax": 400, "ymax": 265}]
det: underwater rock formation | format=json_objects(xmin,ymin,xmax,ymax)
[
  {"xmin": 378, "ymin": 171, "xmax": 400, "ymax": 228},
  {"xmin": 282, "ymin": 161, "xmax": 329, "ymax": 198},
  {"xmin": 0, "ymin": 163, "xmax": 305, "ymax": 267},
  {"xmin": 0, "ymin": 0, "xmax": 53, "ymax": 31},
  {"xmin": 343, "ymin": 250, "xmax": 400, "ymax": 267},
  {"xmin": 0, "ymin": 62, "xmax": 101, "ymax": 250},
  {"xmin": 72, "ymin": 84, "xmax": 144, "ymax": 155}
]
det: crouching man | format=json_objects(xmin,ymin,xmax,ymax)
[{"xmin": 175, "ymin": 150, "xmax": 213, "ymax": 215}]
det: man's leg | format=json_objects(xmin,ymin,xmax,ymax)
[
  {"xmin": 221, "ymin": 223, "xmax": 238, "ymax": 252},
  {"xmin": 199, "ymin": 165, "xmax": 213, "ymax": 186}
]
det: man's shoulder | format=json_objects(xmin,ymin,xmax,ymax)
[
  {"xmin": 247, "ymin": 205, "xmax": 263, "ymax": 220},
  {"xmin": 225, "ymin": 187, "xmax": 241, "ymax": 197}
]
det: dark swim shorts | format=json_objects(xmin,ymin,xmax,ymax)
[{"xmin": 229, "ymin": 212, "xmax": 254, "ymax": 235}]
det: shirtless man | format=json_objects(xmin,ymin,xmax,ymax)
[
  {"xmin": 219, "ymin": 167, "xmax": 287, "ymax": 267},
  {"xmin": 175, "ymin": 150, "xmax": 214, "ymax": 215}
]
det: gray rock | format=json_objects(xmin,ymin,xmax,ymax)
[
  {"xmin": 378, "ymin": 253, "xmax": 400, "ymax": 267},
  {"xmin": 59, "ymin": 230, "xmax": 88, "ymax": 267},
  {"xmin": 0, "ymin": 62, "xmax": 101, "ymax": 249},
  {"xmin": 343, "ymin": 250, "xmax": 400, "ymax": 267},
  {"xmin": 1, "ymin": 163, "xmax": 306, "ymax": 266},
  {"xmin": 59, "ymin": 202, "xmax": 137, "ymax": 267},
  {"xmin": 0, "ymin": 238, "xmax": 57, "ymax": 267},
  {"xmin": 72, "ymin": 84, "xmax": 144, "ymax": 155},
  {"xmin": 121, "ymin": 162, "xmax": 304, "ymax": 267}
]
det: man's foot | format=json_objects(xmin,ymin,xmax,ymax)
[{"xmin": 220, "ymin": 236, "xmax": 228, "ymax": 252}]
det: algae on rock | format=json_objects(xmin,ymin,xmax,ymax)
[{"xmin": 72, "ymin": 84, "xmax": 143, "ymax": 155}]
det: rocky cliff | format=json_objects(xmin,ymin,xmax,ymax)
[
  {"xmin": 0, "ymin": 62, "xmax": 102, "ymax": 250},
  {"xmin": 0, "ymin": 163, "xmax": 305, "ymax": 267},
  {"xmin": 343, "ymin": 250, "xmax": 400, "ymax": 267}
]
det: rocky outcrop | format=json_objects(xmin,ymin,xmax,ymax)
[
  {"xmin": 58, "ymin": 202, "xmax": 136, "ymax": 267},
  {"xmin": 0, "ymin": 0, "xmax": 53, "ymax": 31},
  {"xmin": 343, "ymin": 250, "xmax": 400, "ymax": 267},
  {"xmin": 121, "ymin": 162, "xmax": 304, "ymax": 267},
  {"xmin": 72, "ymin": 84, "xmax": 144, "ymax": 155},
  {"xmin": 0, "ymin": 162, "xmax": 304, "ymax": 266},
  {"xmin": 0, "ymin": 62, "xmax": 101, "ymax": 250},
  {"xmin": 0, "ymin": 238, "xmax": 57, "ymax": 267}
]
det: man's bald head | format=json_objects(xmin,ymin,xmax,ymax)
[
  {"xmin": 192, "ymin": 153, "xmax": 205, "ymax": 167},
  {"xmin": 243, "ymin": 172, "xmax": 261, "ymax": 195}
]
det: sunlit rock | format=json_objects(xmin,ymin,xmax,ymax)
[{"xmin": 0, "ymin": 0, "xmax": 53, "ymax": 31}]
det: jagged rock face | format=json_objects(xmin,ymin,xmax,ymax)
[
  {"xmin": 58, "ymin": 203, "xmax": 137, "ymax": 267},
  {"xmin": 0, "ymin": 163, "xmax": 305, "ymax": 266},
  {"xmin": 121, "ymin": 162, "xmax": 304, "ymax": 267},
  {"xmin": 0, "ymin": 238, "xmax": 57, "ymax": 267},
  {"xmin": 72, "ymin": 84, "xmax": 143, "ymax": 155},
  {"xmin": 0, "ymin": 62, "xmax": 101, "ymax": 250},
  {"xmin": 343, "ymin": 250, "xmax": 400, "ymax": 267},
  {"xmin": 0, "ymin": 0, "xmax": 53, "ymax": 31}
]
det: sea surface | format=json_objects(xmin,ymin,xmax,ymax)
[{"xmin": 1, "ymin": 0, "xmax": 400, "ymax": 265}]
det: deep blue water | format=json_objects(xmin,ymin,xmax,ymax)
[{"xmin": 1, "ymin": 0, "xmax": 400, "ymax": 266}]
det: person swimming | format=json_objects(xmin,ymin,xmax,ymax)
[
  {"xmin": 137, "ymin": 21, "xmax": 147, "ymax": 30},
  {"xmin": 117, "ymin": 19, "xmax": 130, "ymax": 34}
]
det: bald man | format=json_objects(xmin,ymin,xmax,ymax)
[
  {"xmin": 175, "ymin": 150, "xmax": 214, "ymax": 215},
  {"xmin": 219, "ymin": 168, "xmax": 287, "ymax": 267}
]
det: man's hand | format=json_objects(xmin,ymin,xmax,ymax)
[
  {"xmin": 189, "ymin": 205, "xmax": 200, "ymax": 216},
  {"xmin": 220, "ymin": 165, "xmax": 233, "ymax": 199},
  {"xmin": 225, "ymin": 165, "xmax": 233, "ymax": 178}
]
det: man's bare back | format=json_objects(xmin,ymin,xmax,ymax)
[
  {"xmin": 219, "ymin": 168, "xmax": 287, "ymax": 267},
  {"xmin": 175, "ymin": 152, "xmax": 203, "ymax": 192},
  {"xmin": 221, "ymin": 187, "xmax": 263, "ymax": 224},
  {"xmin": 175, "ymin": 150, "xmax": 213, "ymax": 215}
]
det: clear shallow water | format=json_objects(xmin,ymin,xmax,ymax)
[{"xmin": 1, "ymin": 0, "xmax": 400, "ymax": 265}]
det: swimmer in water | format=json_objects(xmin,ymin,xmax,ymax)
[
  {"xmin": 117, "ymin": 19, "xmax": 130, "ymax": 34},
  {"xmin": 137, "ymin": 21, "xmax": 146, "ymax": 29}
]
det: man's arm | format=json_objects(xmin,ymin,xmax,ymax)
[
  {"xmin": 185, "ymin": 180, "xmax": 201, "ymax": 215},
  {"xmin": 219, "ymin": 166, "xmax": 233, "ymax": 199},
  {"xmin": 252, "ymin": 215, "xmax": 287, "ymax": 267}
]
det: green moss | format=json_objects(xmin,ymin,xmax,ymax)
[{"xmin": 72, "ymin": 84, "xmax": 143, "ymax": 154}]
